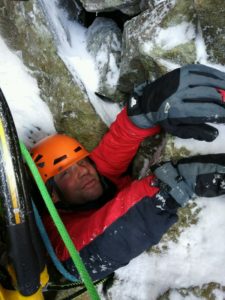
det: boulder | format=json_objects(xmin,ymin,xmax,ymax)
[
  {"xmin": 118, "ymin": 0, "xmax": 197, "ymax": 95},
  {"xmin": 0, "ymin": 0, "xmax": 107, "ymax": 151},
  {"xmin": 86, "ymin": 17, "xmax": 122, "ymax": 99},
  {"xmin": 79, "ymin": 0, "xmax": 140, "ymax": 13},
  {"xmin": 195, "ymin": 0, "xmax": 225, "ymax": 64}
]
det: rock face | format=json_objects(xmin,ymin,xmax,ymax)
[
  {"xmin": 86, "ymin": 17, "xmax": 122, "ymax": 99},
  {"xmin": 74, "ymin": 0, "xmax": 225, "ymax": 103},
  {"xmin": 85, "ymin": 0, "xmax": 225, "ymax": 102},
  {"xmin": 0, "ymin": 0, "xmax": 107, "ymax": 151},
  {"xmin": 118, "ymin": 0, "xmax": 197, "ymax": 95},
  {"xmin": 79, "ymin": 0, "xmax": 140, "ymax": 14},
  {"xmin": 194, "ymin": 0, "xmax": 225, "ymax": 64}
]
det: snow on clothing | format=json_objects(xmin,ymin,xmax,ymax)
[{"xmin": 43, "ymin": 108, "xmax": 180, "ymax": 280}]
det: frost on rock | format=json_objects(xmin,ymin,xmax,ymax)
[
  {"xmin": 195, "ymin": 1, "xmax": 225, "ymax": 65},
  {"xmin": 118, "ymin": 0, "xmax": 197, "ymax": 94},
  {"xmin": 86, "ymin": 17, "xmax": 122, "ymax": 98}
]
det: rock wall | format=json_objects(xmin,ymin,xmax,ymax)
[
  {"xmin": 84, "ymin": 0, "xmax": 225, "ymax": 102},
  {"xmin": 0, "ymin": 0, "xmax": 107, "ymax": 151}
]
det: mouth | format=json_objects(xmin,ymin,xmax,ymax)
[{"xmin": 81, "ymin": 178, "xmax": 97, "ymax": 190}]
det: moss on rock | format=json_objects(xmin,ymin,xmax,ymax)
[{"xmin": 0, "ymin": 0, "xmax": 107, "ymax": 150}]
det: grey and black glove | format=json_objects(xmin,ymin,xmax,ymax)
[
  {"xmin": 127, "ymin": 64, "xmax": 225, "ymax": 141},
  {"xmin": 153, "ymin": 154, "xmax": 225, "ymax": 207}
]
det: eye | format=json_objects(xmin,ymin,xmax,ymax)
[
  {"xmin": 78, "ymin": 160, "xmax": 86, "ymax": 166},
  {"xmin": 59, "ymin": 170, "xmax": 70, "ymax": 180}
]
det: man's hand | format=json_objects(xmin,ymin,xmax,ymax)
[
  {"xmin": 153, "ymin": 154, "xmax": 225, "ymax": 207},
  {"xmin": 127, "ymin": 64, "xmax": 225, "ymax": 141}
]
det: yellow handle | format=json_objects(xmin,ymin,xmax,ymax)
[{"xmin": 0, "ymin": 285, "xmax": 44, "ymax": 300}]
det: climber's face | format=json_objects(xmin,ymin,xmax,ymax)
[{"xmin": 53, "ymin": 158, "xmax": 103, "ymax": 204}]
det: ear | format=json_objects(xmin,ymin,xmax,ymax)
[{"xmin": 52, "ymin": 189, "xmax": 60, "ymax": 204}]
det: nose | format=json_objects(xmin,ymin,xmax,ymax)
[{"xmin": 72, "ymin": 162, "xmax": 89, "ymax": 178}]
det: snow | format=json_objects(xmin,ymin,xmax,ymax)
[
  {"xmin": 38, "ymin": 0, "xmax": 121, "ymax": 126},
  {"xmin": 0, "ymin": 36, "xmax": 55, "ymax": 148},
  {"xmin": 103, "ymin": 198, "xmax": 225, "ymax": 300},
  {"xmin": 195, "ymin": 21, "xmax": 225, "ymax": 73},
  {"xmin": 156, "ymin": 21, "xmax": 196, "ymax": 51},
  {"xmin": 106, "ymin": 53, "xmax": 120, "ymax": 89},
  {"xmin": 143, "ymin": 21, "xmax": 195, "ymax": 54},
  {"xmin": 1, "ymin": 1, "xmax": 225, "ymax": 299},
  {"xmin": 174, "ymin": 124, "xmax": 225, "ymax": 155},
  {"xmin": 86, "ymin": 17, "xmax": 121, "ymax": 92}
]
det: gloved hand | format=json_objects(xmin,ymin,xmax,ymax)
[
  {"xmin": 153, "ymin": 154, "xmax": 225, "ymax": 207},
  {"xmin": 127, "ymin": 64, "xmax": 225, "ymax": 141}
]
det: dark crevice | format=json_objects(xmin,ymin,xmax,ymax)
[{"xmin": 58, "ymin": 0, "xmax": 135, "ymax": 30}]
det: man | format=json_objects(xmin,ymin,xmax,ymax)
[{"xmin": 31, "ymin": 64, "xmax": 225, "ymax": 280}]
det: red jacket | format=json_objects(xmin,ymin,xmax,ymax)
[{"xmin": 44, "ymin": 108, "xmax": 179, "ymax": 280}]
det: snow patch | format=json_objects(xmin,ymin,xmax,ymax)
[
  {"xmin": 156, "ymin": 21, "xmax": 196, "ymax": 50},
  {"xmin": 0, "ymin": 36, "xmax": 55, "ymax": 148},
  {"xmin": 143, "ymin": 21, "xmax": 195, "ymax": 53},
  {"xmin": 38, "ymin": 0, "xmax": 121, "ymax": 126}
]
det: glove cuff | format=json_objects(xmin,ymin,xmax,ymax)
[
  {"xmin": 127, "ymin": 95, "xmax": 155, "ymax": 128},
  {"xmin": 122, "ymin": 107, "xmax": 161, "ymax": 136},
  {"xmin": 154, "ymin": 162, "xmax": 194, "ymax": 207},
  {"xmin": 128, "ymin": 110, "xmax": 155, "ymax": 129}
]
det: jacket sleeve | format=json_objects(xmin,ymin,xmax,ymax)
[{"xmin": 90, "ymin": 107, "xmax": 160, "ymax": 186}]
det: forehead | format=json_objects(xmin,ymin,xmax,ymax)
[{"xmin": 56, "ymin": 157, "xmax": 93, "ymax": 174}]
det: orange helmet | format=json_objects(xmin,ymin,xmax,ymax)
[{"xmin": 30, "ymin": 134, "xmax": 89, "ymax": 182}]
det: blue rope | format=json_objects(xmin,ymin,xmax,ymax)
[{"xmin": 32, "ymin": 202, "xmax": 79, "ymax": 282}]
